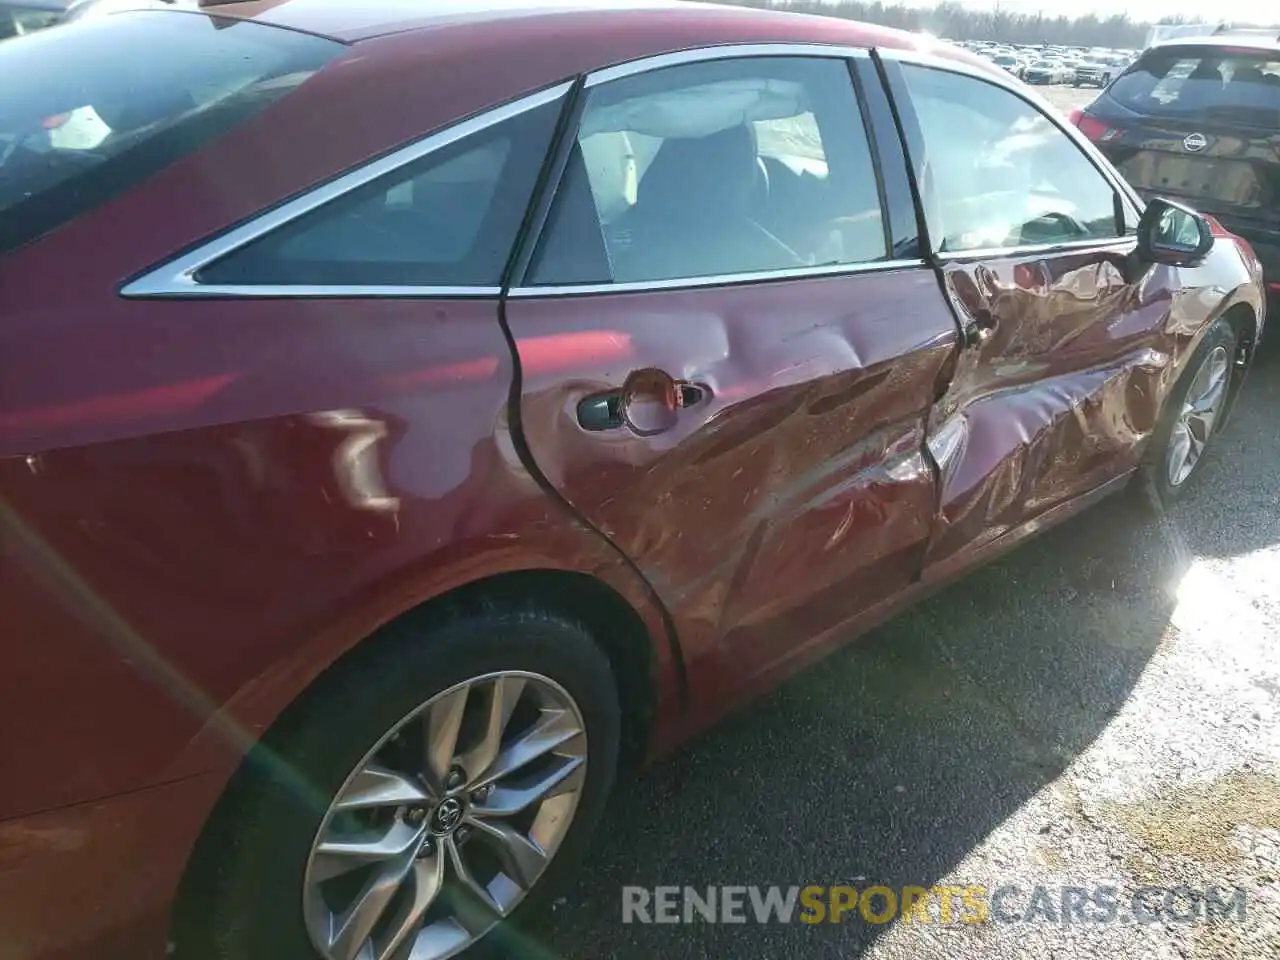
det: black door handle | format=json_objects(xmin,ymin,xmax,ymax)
[
  {"xmin": 576, "ymin": 392, "xmax": 624, "ymax": 431},
  {"xmin": 963, "ymin": 308, "xmax": 998, "ymax": 348},
  {"xmin": 576, "ymin": 375, "xmax": 710, "ymax": 433},
  {"xmin": 678, "ymin": 383, "xmax": 706, "ymax": 407}
]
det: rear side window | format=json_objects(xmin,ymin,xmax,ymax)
[
  {"xmin": 529, "ymin": 56, "xmax": 888, "ymax": 287},
  {"xmin": 1110, "ymin": 48, "xmax": 1280, "ymax": 125},
  {"xmin": 200, "ymin": 98, "xmax": 561, "ymax": 287},
  {"xmin": 0, "ymin": 11, "xmax": 342, "ymax": 254}
]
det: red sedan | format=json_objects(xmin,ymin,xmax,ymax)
[{"xmin": 0, "ymin": 2, "xmax": 1265, "ymax": 958}]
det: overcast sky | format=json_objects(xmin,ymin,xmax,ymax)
[{"xmin": 902, "ymin": 0, "xmax": 1276, "ymax": 22}]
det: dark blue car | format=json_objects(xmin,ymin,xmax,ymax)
[{"xmin": 1074, "ymin": 32, "xmax": 1280, "ymax": 292}]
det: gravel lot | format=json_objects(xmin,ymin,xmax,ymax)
[
  {"xmin": 537, "ymin": 84, "xmax": 1280, "ymax": 960},
  {"xmin": 1042, "ymin": 84, "xmax": 1104, "ymax": 117}
]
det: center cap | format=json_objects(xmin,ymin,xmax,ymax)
[{"xmin": 431, "ymin": 797, "xmax": 465, "ymax": 834}]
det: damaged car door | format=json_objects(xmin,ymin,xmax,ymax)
[
  {"xmin": 881, "ymin": 54, "xmax": 1160, "ymax": 574},
  {"xmin": 503, "ymin": 50, "xmax": 959, "ymax": 700}
]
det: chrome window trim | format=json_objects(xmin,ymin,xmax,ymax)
[
  {"xmin": 119, "ymin": 81, "xmax": 574, "ymax": 299},
  {"xmin": 508, "ymin": 258, "xmax": 928, "ymax": 298},
  {"xmin": 935, "ymin": 236, "xmax": 1139, "ymax": 262},
  {"xmin": 136, "ymin": 284, "xmax": 506, "ymax": 299},
  {"xmin": 583, "ymin": 42, "xmax": 870, "ymax": 87},
  {"xmin": 877, "ymin": 47, "xmax": 1147, "ymax": 244},
  {"xmin": 513, "ymin": 42, "xmax": 890, "ymax": 296}
]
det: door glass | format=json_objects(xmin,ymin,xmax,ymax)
[
  {"xmin": 530, "ymin": 56, "xmax": 888, "ymax": 286},
  {"xmin": 200, "ymin": 97, "xmax": 562, "ymax": 287},
  {"xmin": 900, "ymin": 64, "xmax": 1122, "ymax": 253}
]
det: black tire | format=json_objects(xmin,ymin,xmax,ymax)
[
  {"xmin": 177, "ymin": 606, "xmax": 622, "ymax": 960},
  {"xmin": 1138, "ymin": 316, "xmax": 1239, "ymax": 507}
]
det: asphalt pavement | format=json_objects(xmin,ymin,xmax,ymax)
[{"xmin": 536, "ymin": 84, "xmax": 1280, "ymax": 960}]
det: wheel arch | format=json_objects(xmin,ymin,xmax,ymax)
[
  {"xmin": 1219, "ymin": 300, "xmax": 1259, "ymax": 423},
  {"xmin": 168, "ymin": 565, "xmax": 663, "ymax": 956},
  {"xmin": 1222, "ymin": 299, "xmax": 1259, "ymax": 355}
]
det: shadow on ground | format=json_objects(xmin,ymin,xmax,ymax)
[{"xmin": 536, "ymin": 349, "xmax": 1280, "ymax": 960}]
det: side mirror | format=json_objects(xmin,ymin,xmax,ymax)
[{"xmin": 1136, "ymin": 197, "xmax": 1214, "ymax": 267}]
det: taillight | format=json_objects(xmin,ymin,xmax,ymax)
[
  {"xmin": 41, "ymin": 113, "xmax": 70, "ymax": 130},
  {"xmin": 1070, "ymin": 110, "xmax": 1118, "ymax": 143},
  {"xmin": 1202, "ymin": 214, "xmax": 1233, "ymax": 239}
]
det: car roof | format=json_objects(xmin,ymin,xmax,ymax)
[
  {"xmin": 196, "ymin": 0, "xmax": 993, "ymax": 56},
  {"xmin": 199, "ymin": 0, "xmax": 683, "ymax": 42},
  {"xmin": 1148, "ymin": 33, "xmax": 1280, "ymax": 54}
]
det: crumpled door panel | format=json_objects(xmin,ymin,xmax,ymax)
[
  {"xmin": 924, "ymin": 246, "xmax": 1168, "ymax": 568},
  {"xmin": 506, "ymin": 268, "xmax": 958, "ymax": 697}
]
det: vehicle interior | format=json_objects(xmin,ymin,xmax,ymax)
[
  {"xmin": 907, "ymin": 71, "xmax": 1123, "ymax": 252},
  {"xmin": 551, "ymin": 74, "xmax": 889, "ymax": 284}
]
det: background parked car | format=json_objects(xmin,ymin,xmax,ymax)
[
  {"xmin": 1074, "ymin": 57, "xmax": 1115, "ymax": 87},
  {"xmin": 1072, "ymin": 31, "xmax": 1280, "ymax": 292},
  {"xmin": 1023, "ymin": 58, "xmax": 1062, "ymax": 84},
  {"xmin": 991, "ymin": 52, "xmax": 1023, "ymax": 77}
]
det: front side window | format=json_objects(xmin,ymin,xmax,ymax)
[
  {"xmin": 529, "ymin": 56, "xmax": 888, "ymax": 286},
  {"xmin": 899, "ymin": 64, "xmax": 1123, "ymax": 253},
  {"xmin": 0, "ymin": 10, "xmax": 343, "ymax": 255}
]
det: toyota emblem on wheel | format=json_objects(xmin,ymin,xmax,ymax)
[
  {"xmin": 431, "ymin": 796, "xmax": 465, "ymax": 834},
  {"xmin": 1183, "ymin": 132, "xmax": 1208, "ymax": 152}
]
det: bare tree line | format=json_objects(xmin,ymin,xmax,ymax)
[{"xmin": 709, "ymin": 1, "xmax": 1276, "ymax": 48}]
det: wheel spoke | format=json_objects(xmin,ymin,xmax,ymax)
[
  {"xmin": 1188, "ymin": 427, "xmax": 1207, "ymax": 457},
  {"xmin": 425, "ymin": 684, "xmax": 469, "ymax": 790},
  {"xmin": 473, "ymin": 755, "xmax": 585, "ymax": 819},
  {"xmin": 1167, "ymin": 421, "xmax": 1193, "ymax": 486},
  {"xmin": 328, "ymin": 854, "xmax": 417, "ymax": 960},
  {"xmin": 1187, "ymin": 385, "xmax": 1223, "ymax": 419},
  {"xmin": 444, "ymin": 835, "xmax": 506, "ymax": 929},
  {"xmin": 370, "ymin": 853, "xmax": 445, "ymax": 960},
  {"xmin": 1186, "ymin": 409, "xmax": 1216, "ymax": 443},
  {"xmin": 467, "ymin": 818, "xmax": 549, "ymax": 890},
  {"xmin": 458, "ymin": 676, "xmax": 526, "ymax": 784},
  {"xmin": 1186, "ymin": 349, "xmax": 1230, "ymax": 424},
  {"xmin": 312, "ymin": 822, "xmax": 424, "ymax": 883},
  {"xmin": 404, "ymin": 918, "xmax": 472, "ymax": 959},
  {"xmin": 474, "ymin": 708, "xmax": 583, "ymax": 788},
  {"xmin": 334, "ymin": 764, "xmax": 431, "ymax": 812}
]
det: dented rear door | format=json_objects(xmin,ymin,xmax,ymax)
[
  {"xmin": 502, "ymin": 51, "xmax": 958, "ymax": 695},
  {"xmin": 881, "ymin": 53, "xmax": 1159, "ymax": 572}
]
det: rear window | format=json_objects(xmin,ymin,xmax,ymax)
[
  {"xmin": 1109, "ymin": 47, "xmax": 1280, "ymax": 126},
  {"xmin": 0, "ymin": 5, "xmax": 63, "ymax": 40},
  {"xmin": 0, "ymin": 10, "xmax": 342, "ymax": 254}
]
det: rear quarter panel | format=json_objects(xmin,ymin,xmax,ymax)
[{"xmin": 0, "ymin": 289, "xmax": 671, "ymax": 821}]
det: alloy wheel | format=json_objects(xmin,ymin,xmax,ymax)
[
  {"xmin": 302, "ymin": 671, "xmax": 588, "ymax": 960},
  {"xmin": 1166, "ymin": 344, "xmax": 1230, "ymax": 488}
]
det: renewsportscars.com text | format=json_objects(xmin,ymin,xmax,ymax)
[{"xmin": 621, "ymin": 884, "xmax": 1249, "ymax": 925}]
